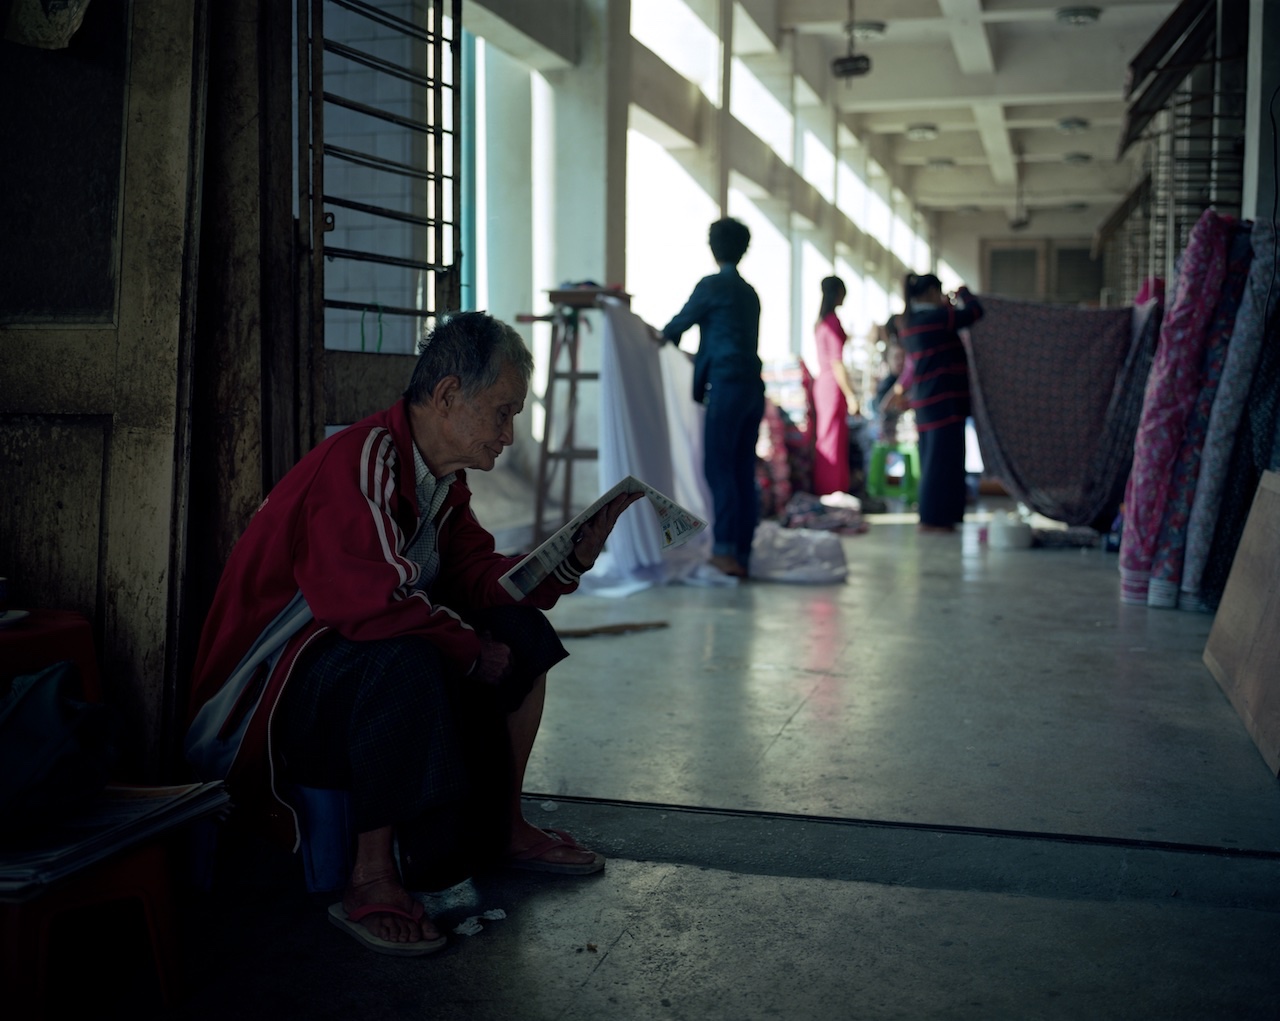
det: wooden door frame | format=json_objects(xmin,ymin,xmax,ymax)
[{"xmin": 0, "ymin": 2, "xmax": 209, "ymax": 776}]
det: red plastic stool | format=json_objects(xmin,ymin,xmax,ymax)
[{"xmin": 1, "ymin": 839, "xmax": 179, "ymax": 1018}]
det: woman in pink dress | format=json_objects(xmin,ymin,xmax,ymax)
[{"xmin": 812, "ymin": 276, "xmax": 859, "ymax": 494}]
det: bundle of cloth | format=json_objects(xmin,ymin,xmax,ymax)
[
  {"xmin": 581, "ymin": 297, "xmax": 716, "ymax": 597},
  {"xmin": 1178, "ymin": 219, "xmax": 1279, "ymax": 611},
  {"xmin": 1120, "ymin": 210, "xmax": 1279, "ymax": 611},
  {"xmin": 964, "ymin": 294, "xmax": 1161, "ymax": 528}
]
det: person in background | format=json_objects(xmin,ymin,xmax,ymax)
[
  {"xmin": 812, "ymin": 275, "xmax": 860, "ymax": 495},
  {"xmin": 658, "ymin": 217, "xmax": 764, "ymax": 578},
  {"xmin": 871, "ymin": 340, "xmax": 908, "ymax": 444},
  {"xmin": 896, "ymin": 273, "xmax": 983, "ymax": 532}
]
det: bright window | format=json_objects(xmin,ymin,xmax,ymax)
[
  {"xmin": 836, "ymin": 256, "xmax": 869, "ymax": 341},
  {"xmin": 937, "ymin": 258, "xmax": 964, "ymax": 294},
  {"xmin": 866, "ymin": 179, "xmax": 891, "ymax": 247},
  {"xmin": 837, "ymin": 161, "xmax": 869, "ymax": 232},
  {"xmin": 729, "ymin": 189, "xmax": 791, "ymax": 364},
  {"xmin": 625, "ymin": 126, "xmax": 719, "ymax": 335},
  {"xmin": 865, "ymin": 276, "xmax": 890, "ymax": 331},
  {"xmin": 630, "ymin": 0, "xmax": 721, "ymax": 103},
  {"xmin": 803, "ymin": 130, "xmax": 835, "ymax": 203},
  {"xmin": 730, "ymin": 58, "xmax": 792, "ymax": 165},
  {"xmin": 892, "ymin": 213, "xmax": 916, "ymax": 269},
  {"xmin": 800, "ymin": 239, "xmax": 833, "ymax": 374}
]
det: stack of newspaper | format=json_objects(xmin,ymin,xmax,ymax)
[
  {"xmin": 0, "ymin": 780, "xmax": 230, "ymax": 901},
  {"xmin": 499, "ymin": 475, "xmax": 705, "ymax": 600}
]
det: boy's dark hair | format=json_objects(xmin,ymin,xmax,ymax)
[{"xmin": 708, "ymin": 217, "xmax": 751, "ymax": 265}]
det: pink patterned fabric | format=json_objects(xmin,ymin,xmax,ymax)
[
  {"xmin": 1119, "ymin": 208, "xmax": 1233, "ymax": 605},
  {"xmin": 1147, "ymin": 222, "xmax": 1253, "ymax": 608},
  {"xmin": 1181, "ymin": 220, "xmax": 1277, "ymax": 610}
]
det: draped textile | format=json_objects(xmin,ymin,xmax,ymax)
[
  {"xmin": 1180, "ymin": 220, "xmax": 1279, "ymax": 610},
  {"xmin": 1120, "ymin": 209, "xmax": 1233, "ymax": 605},
  {"xmin": 577, "ymin": 299, "xmax": 713, "ymax": 597},
  {"xmin": 965, "ymin": 295, "xmax": 1160, "ymax": 527},
  {"xmin": 1198, "ymin": 300, "xmax": 1280, "ymax": 611},
  {"xmin": 1147, "ymin": 222, "xmax": 1254, "ymax": 608}
]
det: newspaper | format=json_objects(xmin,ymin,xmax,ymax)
[
  {"xmin": 499, "ymin": 475, "xmax": 705, "ymax": 600},
  {"xmin": 0, "ymin": 781, "xmax": 230, "ymax": 901}
]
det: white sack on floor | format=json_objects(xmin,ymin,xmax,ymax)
[
  {"xmin": 749, "ymin": 521, "xmax": 848, "ymax": 584},
  {"xmin": 575, "ymin": 298, "xmax": 713, "ymax": 597}
]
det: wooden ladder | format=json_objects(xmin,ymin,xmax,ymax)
[{"xmin": 518, "ymin": 286, "xmax": 628, "ymax": 544}]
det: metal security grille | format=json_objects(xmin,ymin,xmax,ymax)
[
  {"xmin": 1098, "ymin": 2, "xmax": 1245, "ymax": 304},
  {"xmin": 298, "ymin": 0, "xmax": 462, "ymax": 372}
]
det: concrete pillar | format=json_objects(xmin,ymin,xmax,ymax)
[
  {"xmin": 717, "ymin": 0, "xmax": 733, "ymax": 213},
  {"xmin": 1242, "ymin": 0, "xmax": 1280, "ymax": 219},
  {"xmin": 540, "ymin": 0, "xmax": 631, "ymax": 287},
  {"xmin": 481, "ymin": 44, "xmax": 535, "ymax": 329}
]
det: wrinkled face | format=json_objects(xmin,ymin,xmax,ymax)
[{"xmin": 440, "ymin": 361, "xmax": 527, "ymax": 472}]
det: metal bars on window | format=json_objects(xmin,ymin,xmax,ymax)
[
  {"xmin": 298, "ymin": 0, "xmax": 462, "ymax": 363},
  {"xmin": 1098, "ymin": 7, "xmax": 1246, "ymax": 305}
]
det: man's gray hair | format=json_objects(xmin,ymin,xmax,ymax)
[{"xmin": 404, "ymin": 311, "xmax": 534, "ymax": 403}]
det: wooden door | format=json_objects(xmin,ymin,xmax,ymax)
[{"xmin": 0, "ymin": 2, "xmax": 206, "ymax": 774}]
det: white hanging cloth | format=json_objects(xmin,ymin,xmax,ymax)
[{"xmin": 575, "ymin": 298, "xmax": 717, "ymax": 596}]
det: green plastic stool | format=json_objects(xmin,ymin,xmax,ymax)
[{"xmin": 866, "ymin": 443, "xmax": 919, "ymax": 505}]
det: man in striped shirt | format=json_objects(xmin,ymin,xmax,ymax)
[{"xmin": 897, "ymin": 273, "xmax": 984, "ymax": 532}]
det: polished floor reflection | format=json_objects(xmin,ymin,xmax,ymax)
[
  {"xmin": 128, "ymin": 510, "xmax": 1280, "ymax": 1019},
  {"xmin": 536, "ymin": 515, "xmax": 1279, "ymax": 850}
]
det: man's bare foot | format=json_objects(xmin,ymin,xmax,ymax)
[
  {"xmin": 507, "ymin": 818, "xmax": 600, "ymax": 869},
  {"xmin": 342, "ymin": 867, "xmax": 441, "ymax": 944},
  {"xmin": 709, "ymin": 554, "xmax": 746, "ymax": 577}
]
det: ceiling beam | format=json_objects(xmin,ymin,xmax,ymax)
[
  {"xmin": 464, "ymin": 0, "xmax": 576, "ymax": 70},
  {"xmin": 826, "ymin": 29, "xmax": 1153, "ymax": 111},
  {"xmin": 938, "ymin": 0, "xmax": 996, "ymax": 74},
  {"xmin": 780, "ymin": 0, "xmax": 941, "ymax": 32},
  {"xmin": 973, "ymin": 102, "xmax": 1017, "ymax": 185}
]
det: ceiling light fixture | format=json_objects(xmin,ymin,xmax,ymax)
[
  {"xmin": 905, "ymin": 123, "xmax": 940, "ymax": 141},
  {"xmin": 1055, "ymin": 6, "xmax": 1102, "ymax": 26},
  {"xmin": 832, "ymin": 0, "xmax": 873, "ymax": 80},
  {"xmin": 851, "ymin": 20, "xmax": 887, "ymax": 42},
  {"xmin": 927, "ymin": 157, "xmax": 956, "ymax": 169},
  {"xmin": 1063, "ymin": 151, "xmax": 1093, "ymax": 164},
  {"xmin": 1057, "ymin": 116, "xmax": 1090, "ymax": 134}
]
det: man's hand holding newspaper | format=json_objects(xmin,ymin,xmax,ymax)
[
  {"xmin": 499, "ymin": 476, "xmax": 706, "ymax": 600},
  {"xmin": 569, "ymin": 489, "xmax": 644, "ymax": 568}
]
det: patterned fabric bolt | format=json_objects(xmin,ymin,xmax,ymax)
[
  {"xmin": 1119, "ymin": 208, "xmax": 1233, "ymax": 605},
  {"xmin": 1199, "ymin": 302, "xmax": 1280, "ymax": 610},
  {"xmin": 965, "ymin": 296, "xmax": 1159, "ymax": 526},
  {"xmin": 1147, "ymin": 222, "xmax": 1254, "ymax": 608},
  {"xmin": 1180, "ymin": 220, "xmax": 1279, "ymax": 610}
]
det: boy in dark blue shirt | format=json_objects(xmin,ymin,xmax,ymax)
[{"xmin": 660, "ymin": 218, "xmax": 765, "ymax": 578}]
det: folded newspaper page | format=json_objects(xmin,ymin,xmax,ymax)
[{"xmin": 499, "ymin": 475, "xmax": 705, "ymax": 600}]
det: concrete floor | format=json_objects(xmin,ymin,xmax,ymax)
[{"xmin": 58, "ymin": 506, "xmax": 1280, "ymax": 1020}]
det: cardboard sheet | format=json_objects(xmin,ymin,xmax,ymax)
[{"xmin": 1203, "ymin": 470, "xmax": 1280, "ymax": 776}]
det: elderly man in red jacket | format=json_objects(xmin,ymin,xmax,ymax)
[{"xmin": 185, "ymin": 311, "xmax": 637, "ymax": 956}]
